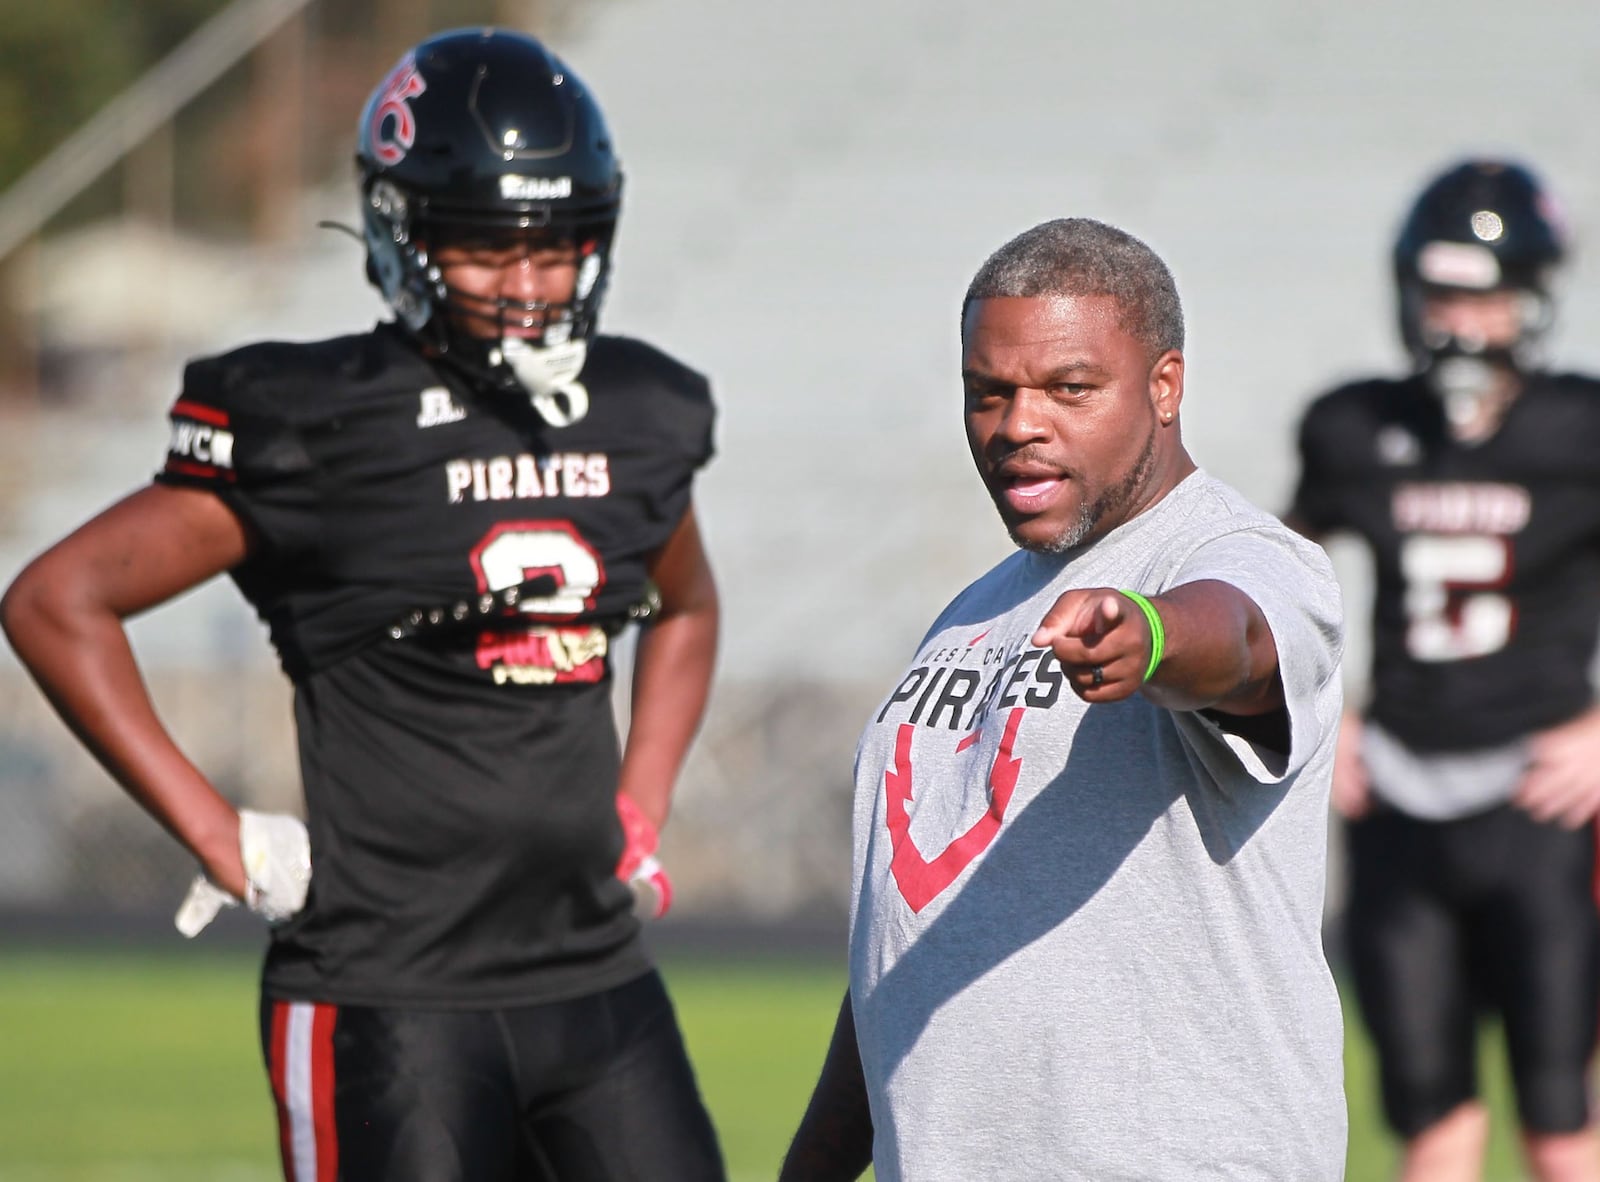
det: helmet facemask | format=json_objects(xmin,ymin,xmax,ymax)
[
  {"xmin": 1399, "ymin": 272, "xmax": 1554, "ymax": 442},
  {"xmin": 363, "ymin": 180, "xmax": 617, "ymax": 425}
]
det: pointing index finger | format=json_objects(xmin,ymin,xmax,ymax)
[
  {"xmin": 1066, "ymin": 591, "xmax": 1124, "ymax": 644},
  {"xmin": 1096, "ymin": 591, "xmax": 1125, "ymax": 632},
  {"xmin": 1032, "ymin": 589, "xmax": 1123, "ymax": 648}
]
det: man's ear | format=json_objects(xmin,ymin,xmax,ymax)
[{"xmin": 1150, "ymin": 349, "xmax": 1184, "ymax": 423}]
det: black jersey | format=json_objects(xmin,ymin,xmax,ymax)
[
  {"xmin": 155, "ymin": 323, "xmax": 714, "ymax": 1006},
  {"xmin": 1291, "ymin": 371, "xmax": 1600, "ymax": 753}
]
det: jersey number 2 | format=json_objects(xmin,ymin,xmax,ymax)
[
  {"xmin": 1401, "ymin": 534, "xmax": 1514, "ymax": 662},
  {"xmin": 470, "ymin": 521, "xmax": 605, "ymax": 617}
]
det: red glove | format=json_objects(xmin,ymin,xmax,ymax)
[{"xmin": 615, "ymin": 793, "xmax": 673, "ymax": 919}]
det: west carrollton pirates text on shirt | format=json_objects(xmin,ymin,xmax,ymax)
[{"xmin": 850, "ymin": 471, "xmax": 1347, "ymax": 1182}]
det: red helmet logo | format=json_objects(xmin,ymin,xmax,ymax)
[{"xmin": 367, "ymin": 55, "xmax": 428, "ymax": 166}]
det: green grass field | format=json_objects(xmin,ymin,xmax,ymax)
[{"xmin": 0, "ymin": 949, "xmax": 1529, "ymax": 1181}]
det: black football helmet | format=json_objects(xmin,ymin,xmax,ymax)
[
  {"xmin": 1392, "ymin": 159, "xmax": 1567, "ymax": 374},
  {"xmin": 356, "ymin": 28, "xmax": 622, "ymax": 419}
]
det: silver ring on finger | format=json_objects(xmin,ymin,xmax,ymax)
[{"xmin": 1091, "ymin": 665, "xmax": 1104, "ymax": 688}]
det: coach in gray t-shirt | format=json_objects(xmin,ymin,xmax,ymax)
[{"xmin": 781, "ymin": 219, "xmax": 1347, "ymax": 1182}]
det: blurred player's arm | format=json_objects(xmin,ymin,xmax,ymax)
[
  {"xmin": 617, "ymin": 503, "xmax": 719, "ymax": 832},
  {"xmin": 1325, "ymin": 710, "xmax": 1372, "ymax": 819},
  {"xmin": 0, "ymin": 484, "xmax": 252, "ymax": 897},
  {"xmin": 780, "ymin": 991, "xmax": 873, "ymax": 1182},
  {"xmin": 1284, "ymin": 503, "xmax": 1372, "ymax": 817},
  {"xmin": 1517, "ymin": 705, "xmax": 1600, "ymax": 829},
  {"xmin": 1280, "ymin": 510, "xmax": 1321, "ymax": 542}
]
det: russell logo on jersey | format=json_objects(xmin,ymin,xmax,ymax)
[
  {"xmin": 1375, "ymin": 425, "xmax": 1422, "ymax": 466},
  {"xmin": 417, "ymin": 387, "xmax": 466, "ymax": 427}
]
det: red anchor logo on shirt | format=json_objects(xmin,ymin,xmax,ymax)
[{"xmin": 885, "ymin": 706, "xmax": 1026, "ymax": 912}]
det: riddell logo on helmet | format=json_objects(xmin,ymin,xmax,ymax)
[{"xmin": 500, "ymin": 175, "xmax": 573, "ymax": 201}]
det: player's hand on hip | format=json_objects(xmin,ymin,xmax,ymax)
[
  {"xmin": 176, "ymin": 810, "xmax": 312, "ymax": 937},
  {"xmin": 615, "ymin": 791, "xmax": 673, "ymax": 919},
  {"xmin": 1032, "ymin": 587, "xmax": 1151, "ymax": 703},
  {"xmin": 1331, "ymin": 711, "xmax": 1374, "ymax": 820},
  {"xmin": 195, "ymin": 809, "xmax": 249, "ymax": 899},
  {"xmin": 1515, "ymin": 706, "xmax": 1600, "ymax": 829}
]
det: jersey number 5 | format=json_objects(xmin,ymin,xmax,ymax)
[{"xmin": 1401, "ymin": 533, "xmax": 1514, "ymax": 662}]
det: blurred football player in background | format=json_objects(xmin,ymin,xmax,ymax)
[
  {"xmin": 1288, "ymin": 159, "xmax": 1600, "ymax": 1182},
  {"xmin": 1, "ymin": 28, "xmax": 725, "ymax": 1182}
]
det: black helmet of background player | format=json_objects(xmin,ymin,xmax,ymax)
[
  {"xmin": 356, "ymin": 28, "xmax": 621, "ymax": 419},
  {"xmin": 1392, "ymin": 159, "xmax": 1567, "ymax": 399}
]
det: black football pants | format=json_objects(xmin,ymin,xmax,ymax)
[
  {"xmin": 1346, "ymin": 802, "xmax": 1600, "ymax": 1138},
  {"xmin": 259, "ymin": 969, "xmax": 726, "ymax": 1181}
]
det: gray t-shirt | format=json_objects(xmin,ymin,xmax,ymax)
[{"xmin": 849, "ymin": 471, "xmax": 1347, "ymax": 1181}]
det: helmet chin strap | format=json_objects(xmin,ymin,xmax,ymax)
[{"xmin": 496, "ymin": 336, "xmax": 590, "ymax": 427}]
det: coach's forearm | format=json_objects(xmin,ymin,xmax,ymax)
[
  {"xmin": 1140, "ymin": 579, "xmax": 1283, "ymax": 716},
  {"xmin": 779, "ymin": 992, "xmax": 874, "ymax": 1182}
]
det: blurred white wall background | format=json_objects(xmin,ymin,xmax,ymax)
[{"xmin": 2, "ymin": 0, "xmax": 1598, "ymax": 923}]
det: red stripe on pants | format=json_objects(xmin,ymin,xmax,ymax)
[
  {"xmin": 311, "ymin": 1004, "xmax": 339, "ymax": 1181},
  {"xmin": 267, "ymin": 1001, "xmax": 339, "ymax": 1182}
]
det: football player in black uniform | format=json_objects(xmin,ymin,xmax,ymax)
[
  {"xmin": 1, "ymin": 28, "xmax": 726, "ymax": 1182},
  {"xmin": 1289, "ymin": 159, "xmax": 1600, "ymax": 1182}
]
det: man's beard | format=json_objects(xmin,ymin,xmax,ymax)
[{"xmin": 1010, "ymin": 428, "xmax": 1157, "ymax": 555}]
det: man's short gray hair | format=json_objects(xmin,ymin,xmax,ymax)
[{"xmin": 961, "ymin": 218, "xmax": 1185, "ymax": 360}]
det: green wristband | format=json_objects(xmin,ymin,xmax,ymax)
[{"xmin": 1119, "ymin": 590, "xmax": 1165, "ymax": 682}]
